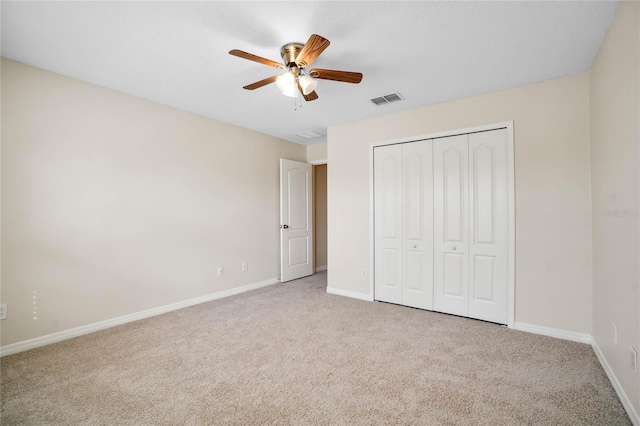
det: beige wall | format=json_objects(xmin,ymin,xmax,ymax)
[
  {"xmin": 590, "ymin": 1, "xmax": 640, "ymax": 415},
  {"xmin": 314, "ymin": 164, "xmax": 327, "ymax": 269},
  {"xmin": 306, "ymin": 143, "xmax": 327, "ymax": 163},
  {"xmin": 327, "ymin": 72, "xmax": 593, "ymax": 334},
  {"xmin": 0, "ymin": 59, "xmax": 306, "ymax": 346}
]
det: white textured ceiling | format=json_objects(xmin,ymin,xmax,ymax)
[{"xmin": 1, "ymin": 1, "xmax": 618, "ymax": 145}]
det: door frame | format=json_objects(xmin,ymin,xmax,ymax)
[{"xmin": 368, "ymin": 121, "xmax": 516, "ymax": 328}]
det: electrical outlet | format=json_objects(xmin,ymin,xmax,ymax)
[
  {"xmin": 632, "ymin": 347, "xmax": 638, "ymax": 373},
  {"xmin": 362, "ymin": 268, "xmax": 367, "ymax": 278},
  {"xmin": 217, "ymin": 267, "xmax": 223, "ymax": 277},
  {"xmin": 0, "ymin": 303, "xmax": 7, "ymax": 320},
  {"xmin": 241, "ymin": 262, "xmax": 248, "ymax": 272},
  {"xmin": 613, "ymin": 323, "xmax": 618, "ymax": 347}
]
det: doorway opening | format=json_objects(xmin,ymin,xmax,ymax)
[{"xmin": 314, "ymin": 164, "xmax": 327, "ymax": 273}]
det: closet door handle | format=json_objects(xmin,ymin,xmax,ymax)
[{"xmin": 452, "ymin": 246, "xmax": 457, "ymax": 251}]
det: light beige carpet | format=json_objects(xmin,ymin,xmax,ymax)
[{"xmin": 1, "ymin": 272, "xmax": 631, "ymax": 425}]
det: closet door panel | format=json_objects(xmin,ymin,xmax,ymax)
[
  {"xmin": 434, "ymin": 135, "xmax": 469, "ymax": 317},
  {"xmin": 405, "ymin": 251, "xmax": 424, "ymax": 291},
  {"xmin": 402, "ymin": 141, "xmax": 433, "ymax": 310},
  {"xmin": 374, "ymin": 145, "xmax": 403, "ymax": 304},
  {"xmin": 468, "ymin": 129, "xmax": 508, "ymax": 324},
  {"xmin": 444, "ymin": 252, "xmax": 464, "ymax": 296}
]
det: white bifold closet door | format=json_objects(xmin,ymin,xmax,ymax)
[
  {"xmin": 433, "ymin": 129, "xmax": 508, "ymax": 324},
  {"xmin": 374, "ymin": 128, "xmax": 509, "ymax": 325},
  {"xmin": 374, "ymin": 140, "xmax": 434, "ymax": 310},
  {"xmin": 374, "ymin": 141, "xmax": 433, "ymax": 309}
]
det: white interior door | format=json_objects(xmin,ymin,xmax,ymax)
[
  {"xmin": 402, "ymin": 140, "xmax": 434, "ymax": 310},
  {"xmin": 468, "ymin": 129, "xmax": 508, "ymax": 324},
  {"xmin": 433, "ymin": 134, "xmax": 470, "ymax": 317},
  {"xmin": 374, "ymin": 144, "xmax": 403, "ymax": 304},
  {"xmin": 280, "ymin": 159, "xmax": 313, "ymax": 282}
]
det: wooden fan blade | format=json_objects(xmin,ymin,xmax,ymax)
[
  {"xmin": 295, "ymin": 34, "xmax": 330, "ymax": 68},
  {"xmin": 229, "ymin": 49, "xmax": 285, "ymax": 69},
  {"xmin": 303, "ymin": 90, "xmax": 319, "ymax": 101},
  {"xmin": 309, "ymin": 68, "xmax": 363, "ymax": 84},
  {"xmin": 243, "ymin": 75, "xmax": 278, "ymax": 90},
  {"xmin": 297, "ymin": 81, "xmax": 319, "ymax": 101}
]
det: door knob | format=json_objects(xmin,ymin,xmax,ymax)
[
  {"xmin": 283, "ymin": 225, "xmax": 289, "ymax": 229},
  {"xmin": 452, "ymin": 246, "xmax": 457, "ymax": 251},
  {"xmin": 413, "ymin": 244, "xmax": 417, "ymax": 249}
]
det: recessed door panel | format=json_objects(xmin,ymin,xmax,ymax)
[
  {"xmin": 443, "ymin": 253, "xmax": 464, "ymax": 296},
  {"xmin": 434, "ymin": 135, "xmax": 469, "ymax": 317},
  {"xmin": 382, "ymin": 249, "xmax": 401, "ymax": 288},
  {"xmin": 444, "ymin": 148, "xmax": 463, "ymax": 242},
  {"xmin": 288, "ymin": 169, "xmax": 309, "ymax": 231},
  {"xmin": 374, "ymin": 145, "xmax": 403, "ymax": 304},
  {"xmin": 382, "ymin": 157, "xmax": 399, "ymax": 239},
  {"xmin": 405, "ymin": 250, "xmax": 423, "ymax": 291},
  {"xmin": 405, "ymin": 153, "xmax": 423, "ymax": 240},
  {"xmin": 473, "ymin": 146, "xmax": 494, "ymax": 244},
  {"xmin": 472, "ymin": 255, "xmax": 494, "ymax": 301},
  {"xmin": 288, "ymin": 236, "xmax": 309, "ymax": 267}
]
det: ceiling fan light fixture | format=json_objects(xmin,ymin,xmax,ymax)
[
  {"xmin": 281, "ymin": 85, "xmax": 297, "ymax": 98},
  {"xmin": 298, "ymin": 74, "xmax": 318, "ymax": 95},
  {"xmin": 276, "ymin": 72, "xmax": 296, "ymax": 97}
]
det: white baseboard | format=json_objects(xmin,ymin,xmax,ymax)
[
  {"xmin": 326, "ymin": 287, "xmax": 373, "ymax": 301},
  {"xmin": 592, "ymin": 340, "xmax": 640, "ymax": 425},
  {"xmin": 315, "ymin": 265, "xmax": 327, "ymax": 272},
  {"xmin": 514, "ymin": 322, "xmax": 592, "ymax": 344},
  {"xmin": 0, "ymin": 277, "xmax": 280, "ymax": 357}
]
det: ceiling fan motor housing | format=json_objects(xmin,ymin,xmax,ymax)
[{"xmin": 280, "ymin": 43, "xmax": 304, "ymax": 67}]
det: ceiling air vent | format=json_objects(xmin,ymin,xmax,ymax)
[
  {"xmin": 371, "ymin": 92, "xmax": 404, "ymax": 106},
  {"xmin": 295, "ymin": 130, "xmax": 323, "ymax": 139}
]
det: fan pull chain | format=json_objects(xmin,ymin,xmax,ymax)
[{"xmin": 293, "ymin": 79, "xmax": 302, "ymax": 111}]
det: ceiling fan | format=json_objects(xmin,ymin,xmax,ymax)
[{"xmin": 229, "ymin": 34, "xmax": 363, "ymax": 102}]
